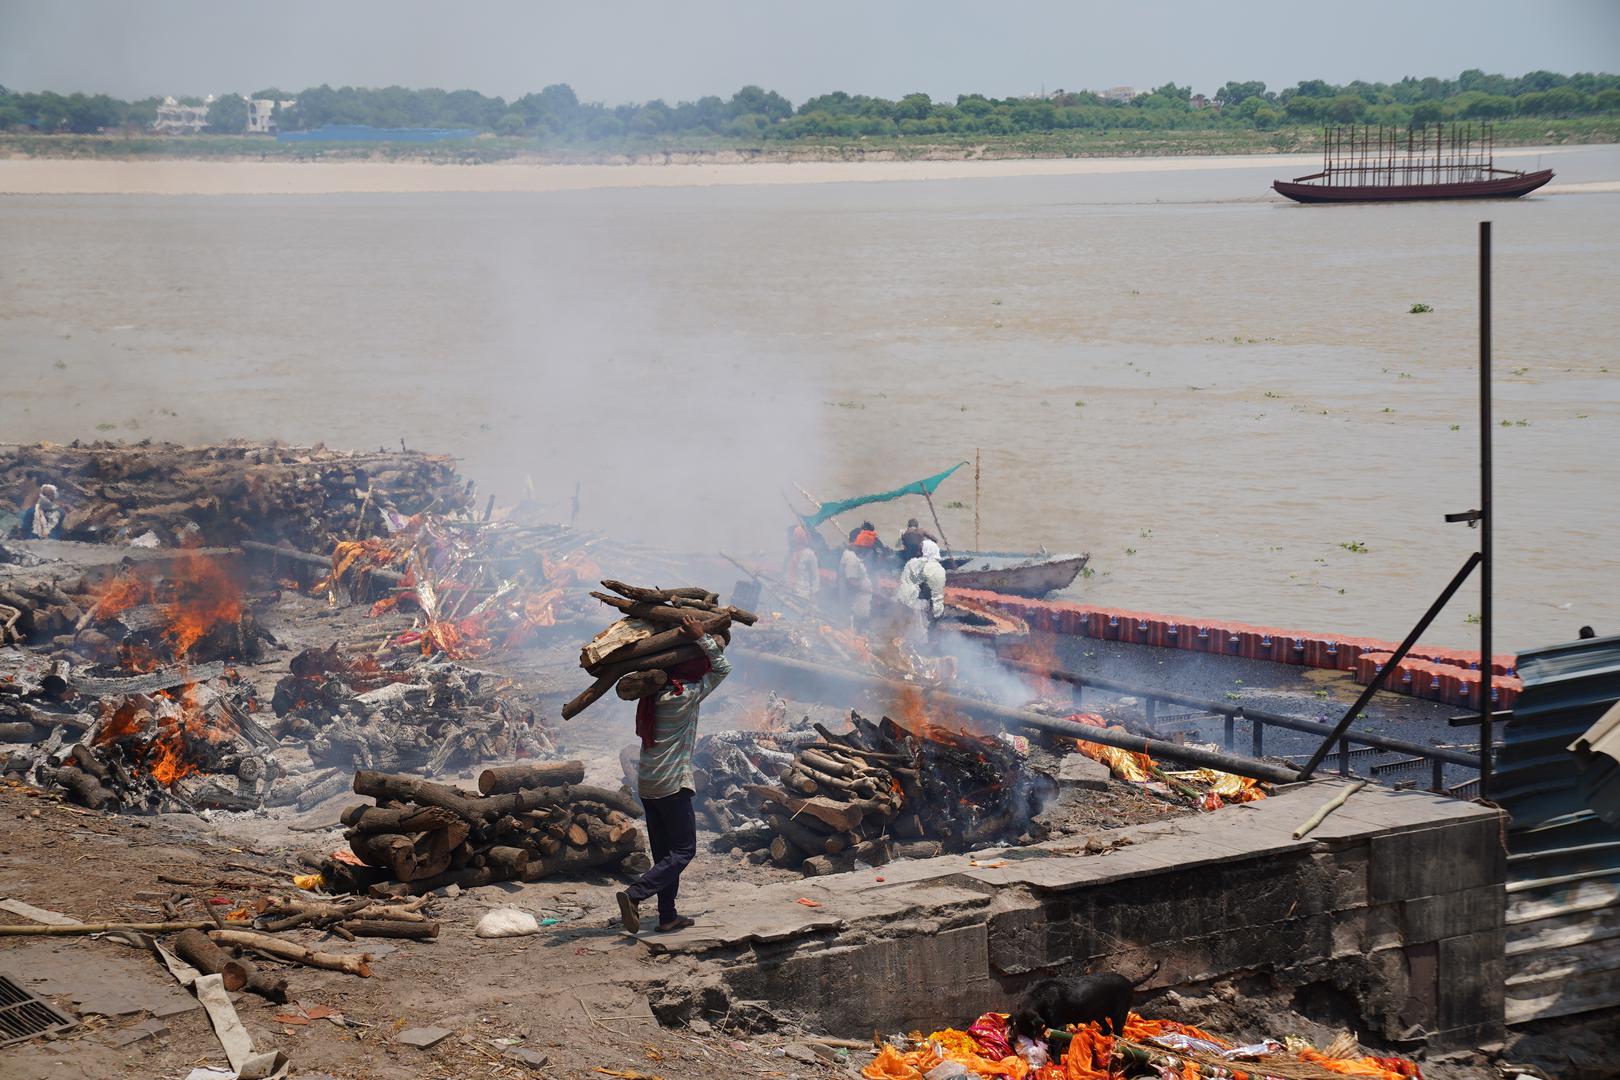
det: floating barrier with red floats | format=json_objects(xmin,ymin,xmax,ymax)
[
  {"xmin": 948, "ymin": 587, "xmax": 1519, "ymax": 709},
  {"xmin": 1355, "ymin": 650, "xmax": 1521, "ymax": 710}
]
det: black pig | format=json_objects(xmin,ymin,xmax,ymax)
[{"xmin": 1008, "ymin": 961, "xmax": 1161, "ymax": 1044}]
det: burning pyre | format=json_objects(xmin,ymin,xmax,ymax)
[
  {"xmin": 73, "ymin": 550, "xmax": 270, "ymax": 670},
  {"xmin": 322, "ymin": 514, "xmax": 603, "ymax": 661}
]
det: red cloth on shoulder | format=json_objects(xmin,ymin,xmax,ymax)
[{"xmin": 633, "ymin": 655, "xmax": 713, "ymax": 749}]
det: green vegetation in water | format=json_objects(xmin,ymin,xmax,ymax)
[
  {"xmin": 1510, "ymin": 366, "xmax": 1530, "ymax": 376},
  {"xmin": 1080, "ymin": 566, "xmax": 1096, "ymax": 579},
  {"xmin": 1263, "ymin": 391, "xmax": 1281, "ymax": 399},
  {"xmin": 1139, "ymin": 528, "xmax": 1153, "ymax": 539},
  {"xmin": 1450, "ymin": 424, "xmax": 1461, "ymax": 431},
  {"xmin": 943, "ymin": 501, "xmax": 967, "ymax": 510},
  {"xmin": 1465, "ymin": 613, "xmax": 1483, "ymax": 625},
  {"xmin": 1500, "ymin": 418, "xmax": 1531, "ymax": 427},
  {"xmin": 1409, "ymin": 303, "xmax": 1434, "ymax": 314},
  {"xmin": 1074, "ymin": 400, "xmax": 1085, "ymax": 407},
  {"xmin": 1124, "ymin": 547, "xmax": 1138, "ymax": 556},
  {"xmin": 1382, "ymin": 407, "xmax": 1396, "ymax": 414},
  {"xmin": 1340, "ymin": 541, "xmax": 1370, "ymax": 554},
  {"xmin": 826, "ymin": 400, "xmax": 865, "ymax": 410}
]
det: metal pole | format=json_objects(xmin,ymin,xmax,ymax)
[
  {"xmin": 1480, "ymin": 221, "xmax": 1495, "ymax": 796},
  {"xmin": 922, "ymin": 490, "xmax": 952, "ymax": 557},
  {"xmin": 973, "ymin": 448, "xmax": 981, "ymax": 554},
  {"xmin": 1295, "ymin": 552, "xmax": 1483, "ymax": 780}
]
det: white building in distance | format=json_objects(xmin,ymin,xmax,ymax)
[
  {"xmin": 246, "ymin": 98, "xmax": 296, "ymax": 134},
  {"xmin": 153, "ymin": 95, "xmax": 212, "ymax": 133},
  {"xmin": 1100, "ymin": 86, "xmax": 1138, "ymax": 103}
]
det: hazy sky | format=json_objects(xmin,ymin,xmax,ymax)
[{"xmin": 3, "ymin": 0, "xmax": 1617, "ymax": 104}]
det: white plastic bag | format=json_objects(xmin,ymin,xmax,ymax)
[{"xmin": 475, "ymin": 907, "xmax": 540, "ymax": 938}]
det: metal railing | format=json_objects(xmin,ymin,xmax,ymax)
[{"xmin": 1001, "ymin": 658, "xmax": 1480, "ymax": 793}]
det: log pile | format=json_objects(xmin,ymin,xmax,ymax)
[
  {"xmin": 0, "ymin": 441, "xmax": 472, "ymax": 552},
  {"xmin": 271, "ymin": 647, "xmax": 556, "ymax": 776},
  {"xmin": 564, "ymin": 580, "xmax": 758, "ymax": 720},
  {"xmin": 719, "ymin": 712, "xmax": 1056, "ymax": 875},
  {"xmin": 0, "ymin": 575, "xmax": 81, "ymax": 646},
  {"xmin": 332, "ymin": 764, "xmax": 647, "ymax": 896}
]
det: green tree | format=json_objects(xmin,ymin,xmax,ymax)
[
  {"xmin": 1409, "ymin": 101, "xmax": 1443, "ymax": 126},
  {"xmin": 728, "ymin": 86, "xmax": 792, "ymax": 121},
  {"xmin": 1251, "ymin": 105, "xmax": 1283, "ymax": 131},
  {"xmin": 205, "ymin": 94, "xmax": 248, "ymax": 134},
  {"xmin": 494, "ymin": 112, "xmax": 526, "ymax": 136},
  {"xmin": 1215, "ymin": 81, "xmax": 1267, "ymax": 107},
  {"xmin": 1594, "ymin": 88, "xmax": 1620, "ymax": 113},
  {"xmin": 1538, "ymin": 87, "xmax": 1584, "ymax": 116},
  {"xmin": 1326, "ymin": 95, "xmax": 1365, "ymax": 123},
  {"xmin": 895, "ymin": 92, "xmax": 933, "ymax": 121}
]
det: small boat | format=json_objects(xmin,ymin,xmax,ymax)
[
  {"xmin": 1274, "ymin": 122, "xmax": 1553, "ymax": 204},
  {"xmin": 792, "ymin": 464, "xmax": 1087, "ymax": 599},
  {"xmin": 946, "ymin": 553, "xmax": 1089, "ymax": 599}
]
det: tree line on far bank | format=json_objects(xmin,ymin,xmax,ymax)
[{"xmin": 2, "ymin": 69, "xmax": 1618, "ymax": 141}]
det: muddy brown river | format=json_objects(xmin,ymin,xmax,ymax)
[{"xmin": 2, "ymin": 146, "xmax": 1616, "ymax": 650}]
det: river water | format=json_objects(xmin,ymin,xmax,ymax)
[{"xmin": 2, "ymin": 146, "xmax": 1616, "ymax": 651}]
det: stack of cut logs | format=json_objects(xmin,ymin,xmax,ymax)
[
  {"xmin": 728, "ymin": 712, "xmax": 1052, "ymax": 875},
  {"xmin": 0, "ymin": 441, "xmax": 472, "ymax": 552},
  {"xmin": 335, "ymin": 761, "xmax": 648, "ymax": 896},
  {"xmin": 0, "ymin": 577, "xmax": 80, "ymax": 647},
  {"xmin": 563, "ymin": 580, "xmax": 757, "ymax": 720}
]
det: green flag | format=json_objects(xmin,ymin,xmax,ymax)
[{"xmin": 801, "ymin": 463, "xmax": 968, "ymax": 528}]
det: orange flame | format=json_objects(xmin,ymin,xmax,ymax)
[
  {"xmin": 88, "ymin": 571, "xmax": 155, "ymax": 619},
  {"xmin": 160, "ymin": 553, "xmax": 243, "ymax": 659},
  {"xmin": 87, "ymin": 554, "xmax": 244, "ymax": 663},
  {"xmin": 94, "ymin": 685, "xmax": 238, "ymax": 788},
  {"xmin": 1003, "ymin": 630, "xmax": 1062, "ymax": 697}
]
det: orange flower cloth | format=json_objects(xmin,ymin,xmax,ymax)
[{"xmin": 868, "ymin": 1013, "xmax": 1421, "ymax": 1080}]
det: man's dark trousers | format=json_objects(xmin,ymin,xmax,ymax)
[{"xmin": 626, "ymin": 790, "xmax": 696, "ymax": 924}]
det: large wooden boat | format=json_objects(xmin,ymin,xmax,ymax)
[{"xmin": 1274, "ymin": 122, "xmax": 1553, "ymax": 204}]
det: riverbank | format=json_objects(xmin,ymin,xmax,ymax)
[
  {"xmin": 4, "ymin": 145, "xmax": 1616, "ymax": 196},
  {"xmin": 2, "ymin": 116, "xmax": 1616, "ymax": 170}
]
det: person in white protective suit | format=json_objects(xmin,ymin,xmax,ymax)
[{"xmin": 896, "ymin": 538, "xmax": 946, "ymax": 638}]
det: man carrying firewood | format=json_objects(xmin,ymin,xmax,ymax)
[{"xmin": 616, "ymin": 614, "xmax": 730, "ymax": 934}]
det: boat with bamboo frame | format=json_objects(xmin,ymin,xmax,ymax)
[{"xmin": 1274, "ymin": 122, "xmax": 1553, "ymax": 203}]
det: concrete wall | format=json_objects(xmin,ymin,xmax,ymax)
[{"xmin": 650, "ymin": 781, "xmax": 1505, "ymax": 1050}]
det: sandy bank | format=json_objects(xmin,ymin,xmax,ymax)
[{"xmin": 0, "ymin": 152, "xmax": 1337, "ymax": 195}]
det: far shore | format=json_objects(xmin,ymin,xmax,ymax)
[{"xmin": 0, "ymin": 145, "xmax": 1612, "ymax": 196}]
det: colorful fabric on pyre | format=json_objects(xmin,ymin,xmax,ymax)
[
  {"xmin": 1065, "ymin": 713, "xmax": 1268, "ymax": 810},
  {"xmin": 325, "ymin": 514, "xmax": 600, "ymax": 661},
  {"xmin": 861, "ymin": 1012, "xmax": 1422, "ymax": 1080}
]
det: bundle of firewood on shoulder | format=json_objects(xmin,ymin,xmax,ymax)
[
  {"xmin": 329, "ymin": 760, "xmax": 648, "ymax": 897},
  {"xmin": 733, "ymin": 711, "xmax": 1055, "ymax": 876},
  {"xmin": 563, "ymin": 579, "xmax": 757, "ymax": 720}
]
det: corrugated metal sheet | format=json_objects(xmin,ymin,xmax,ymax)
[
  {"xmin": 1490, "ymin": 633, "xmax": 1620, "ymax": 1024},
  {"xmin": 1570, "ymin": 699, "xmax": 1620, "ymax": 828}
]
